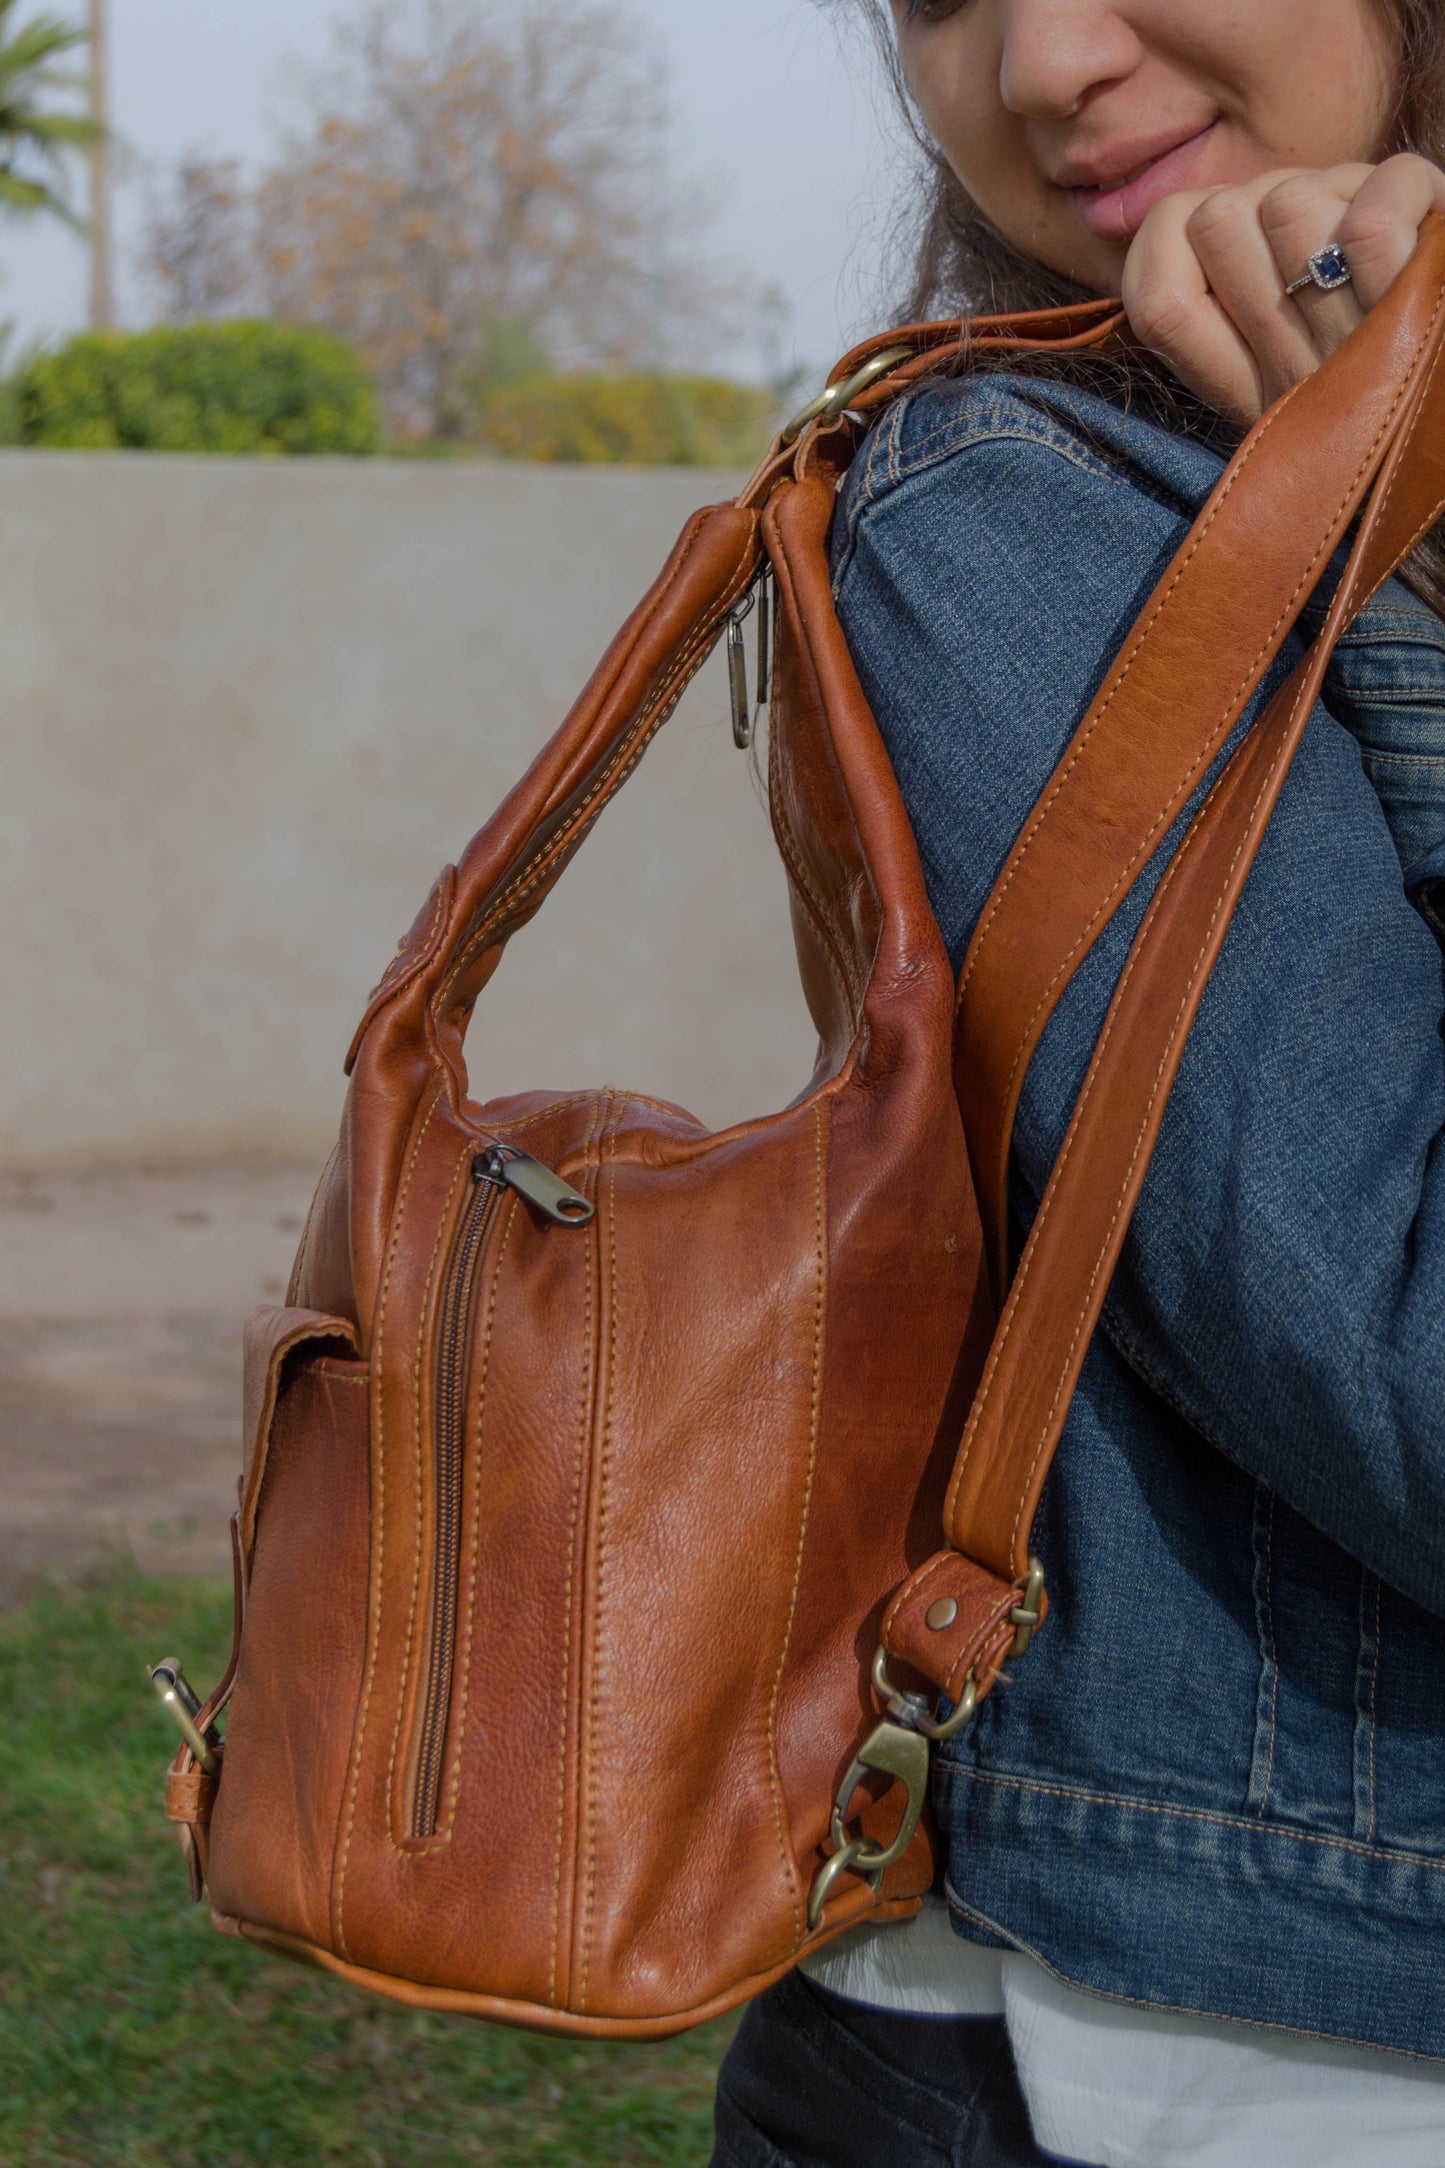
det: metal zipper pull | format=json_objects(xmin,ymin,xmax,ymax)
[
  {"xmin": 727, "ymin": 587, "xmax": 755, "ymax": 750},
  {"xmin": 479, "ymin": 1145, "xmax": 595, "ymax": 1226}
]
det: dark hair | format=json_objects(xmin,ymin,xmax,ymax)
[{"xmin": 834, "ymin": 0, "xmax": 1445, "ymax": 605}]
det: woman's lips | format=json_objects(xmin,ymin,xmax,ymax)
[{"xmin": 1069, "ymin": 120, "xmax": 1222, "ymax": 246}]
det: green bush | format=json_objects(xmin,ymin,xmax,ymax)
[
  {"xmin": 470, "ymin": 372, "xmax": 778, "ymax": 466},
  {"xmin": 17, "ymin": 321, "xmax": 381, "ymax": 455}
]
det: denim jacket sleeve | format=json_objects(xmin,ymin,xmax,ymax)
[{"xmin": 832, "ymin": 375, "xmax": 1445, "ymax": 1616}]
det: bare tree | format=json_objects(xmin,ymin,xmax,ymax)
[
  {"xmin": 250, "ymin": 0, "xmax": 738, "ymax": 436},
  {"xmin": 142, "ymin": 154, "xmax": 254, "ymax": 321}
]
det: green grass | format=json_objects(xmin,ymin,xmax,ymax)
[{"xmin": 0, "ymin": 1575, "xmax": 732, "ymax": 2166}]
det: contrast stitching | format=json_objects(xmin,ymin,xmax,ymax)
[
  {"xmin": 1287, "ymin": 307, "xmax": 1445, "ymax": 706},
  {"xmin": 1361, "ymin": 1572, "xmax": 1382, "ymax": 1847},
  {"xmin": 943, "ymin": 1887, "xmax": 1445, "ymax": 2067},
  {"xmin": 1364, "ymin": 319, "xmax": 1445, "ymax": 575},
  {"xmin": 578, "ymin": 1097, "xmax": 622, "ymax": 2015},
  {"xmin": 440, "ymin": 528, "xmax": 758, "ymax": 1004},
  {"xmin": 334, "ymin": 1081, "xmax": 446, "ymax": 1957},
  {"xmin": 950, "ymin": 1766, "xmax": 1445, "ymax": 1875},
  {"xmin": 769, "ymin": 1099, "xmax": 828, "ymax": 1948},
  {"xmin": 888, "ymin": 415, "xmax": 1123, "ymax": 489},
  {"xmin": 369, "ymin": 869, "xmax": 449, "ymax": 1005},
  {"xmin": 287, "ymin": 1147, "xmax": 336, "ymax": 1308},
  {"xmin": 1370, "ymin": 1575, "xmax": 1382, "ymax": 1845},
  {"xmin": 436, "ymin": 1192, "xmax": 521, "ymax": 1848},
  {"xmin": 884, "ymin": 393, "xmax": 906, "ymax": 492},
  {"xmin": 1258, "ymin": 1490, "xmax": 1279, "ymax": 1818},
  {"xmin": 771, "ymin": 519, "xmax": 873, "ymax": 1016},
  {"xmin": 480, "ymin": 1095, "xmax": 603, "ymax": 1135},
  {"xmin": 549, "ymin": 1091, "xmax": 602, "ymax": 2008},
  {"xmin": 386, "ymin": 1141, "xmax": 473, "ymax": 1852},
  {"xmin": 768, "ymin": 779, "xmax": 858, "ymax": 1019}
]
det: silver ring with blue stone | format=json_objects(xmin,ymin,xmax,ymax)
[{"xmin": 1285, "ymin": 242, "xmax": 1354, "ymax": 296}]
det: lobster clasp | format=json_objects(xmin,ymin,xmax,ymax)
[{"xmin": 807, "ymin": 1718, "xmax": 931, "ymax": 1931}]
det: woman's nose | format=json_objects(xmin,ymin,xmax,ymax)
[{"xmin": 997, "ymin": 0, "xmax": 1141, "ymax": 120}]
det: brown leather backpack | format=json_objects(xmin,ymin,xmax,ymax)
[{"xmin": 160, "ymin": 225, "xmax": 1445, "ymax": 2038}]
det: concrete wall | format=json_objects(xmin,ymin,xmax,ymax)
[{"xmin": 1, "ymin": 452, "xmax": 817, "ymax": 1172}]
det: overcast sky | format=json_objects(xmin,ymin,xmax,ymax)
[{"xmin": 2, "ymin": 0, "xmax": 913, "ymax": 384}]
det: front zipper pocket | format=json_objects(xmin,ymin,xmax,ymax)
[{"xmin": 409, "ymin": 1142, "xmax": 594, "ymax": 1838}]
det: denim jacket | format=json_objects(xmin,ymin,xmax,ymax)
[{"xmin": 831, "ymin": 373, "xmax": 1445, "ymax": 2062}]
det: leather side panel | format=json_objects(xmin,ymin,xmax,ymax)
[
  {"xmin": 208, "ymin": 1357, "xmax": 371, "ymax": 1948},
  {"xmin": 568, "ymin": 1096, "xmax": 836, "ymax": 2014}
]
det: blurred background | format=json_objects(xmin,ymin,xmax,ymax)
[{"xmin": 0, "ymin": 5, "xmax": 917, "ymax": 2163}]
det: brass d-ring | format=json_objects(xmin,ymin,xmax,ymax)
[
  {"xmin": 871, "ymin": 1645, "xmax": 979, "ymax": 1743},
  {"xmin": 781, "ymin": 346, "xmax": 916, "ymax": 445}
]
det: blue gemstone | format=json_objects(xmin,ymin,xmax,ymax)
[{"xmin": 1311, "ymin": 243, "xmax": 1352, "ymax": 291}]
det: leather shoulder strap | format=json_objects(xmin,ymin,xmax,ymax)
[
  {"xmin": 956, "ymin": 216, "xmax": 1445, "ymax": 1296},
  {"xmin": 882, "ymin": 226, "xmax": 1445, "ymax": 1697}
]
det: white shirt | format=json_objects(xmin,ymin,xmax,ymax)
[{"xmin": 801, "ymin": 1898, "xmax": 1445, "ymax": 2167}]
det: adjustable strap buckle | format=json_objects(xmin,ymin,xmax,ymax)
[{"xmin": 806, "ymin": 1556, "xmax": 1046, "ymax": 1932}]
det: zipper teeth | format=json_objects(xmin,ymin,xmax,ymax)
[{"xmin": 412, "ymin": 1165, "xmax": 500, "ymax": 1837}]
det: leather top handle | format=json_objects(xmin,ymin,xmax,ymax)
[
  {"xmin": 345, "ymin": 298, "xmax": 1128, "ymax": 1091},
  {"xmin": 337, "ymin": 295, "xmax": 1132, "ymax": 1320},
  {"xmin": 882, "ymin": 221, "xmax": 1445, "ymax": 1693},
  {"xmin": 956, "ymin": 214, "xmax": 1445, "ymax": 1299}
]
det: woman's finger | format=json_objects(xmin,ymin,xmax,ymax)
[
  {"xmin": 1184, "ymin": 172, "xmax": 1334, "ymax": 405},
  {"xmin": 1327, "ymin": 152, "xmax": 1445, "ymax": 308},
  {"xmin": 1254, "ymin": 165, "xmax": 1370, "ymax": 355},
  {"xmin": 1123, "ymin": 189, "xmax": 1264, "ymax": 425}
]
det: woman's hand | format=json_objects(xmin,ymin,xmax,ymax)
[{"xmin": 1121, "ymin": 152, "xmax": 1445, "ymax": 428}]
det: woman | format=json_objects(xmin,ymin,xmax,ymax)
[{"xmin": 712, "ymin": 4, "xmax": 1445, "ymax": 2165}]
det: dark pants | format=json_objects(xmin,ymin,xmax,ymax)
[{"xmin": 711, "ymin": 1971, "xmax": 1092, "ymax": 2168}]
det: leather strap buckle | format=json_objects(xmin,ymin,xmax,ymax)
[{"xmin": 807, "ymin": 1557, "xmax": 1047, "ymax": 1933}]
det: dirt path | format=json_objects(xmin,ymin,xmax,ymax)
[{"xmin": 0, "ymin": 1166, "xmax": 320, "ymax": 1606}]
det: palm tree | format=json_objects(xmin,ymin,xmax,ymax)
[{"xmin": 0, "ymin": 0, "xmax": 98, "ymax": 225}]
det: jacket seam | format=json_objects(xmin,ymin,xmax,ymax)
[{"xmin": 944, "ymin": 1765, "xmax": 1445, "ymax": 1873}]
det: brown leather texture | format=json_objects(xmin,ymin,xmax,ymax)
[{"xmin": 185, "ymin": 233, "xmax": 1445, "ymax": 2035}]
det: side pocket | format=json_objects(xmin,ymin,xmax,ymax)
[{"xmin": 207, "ymin": 1307, "xmax": 370, "ymax": 1951}]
